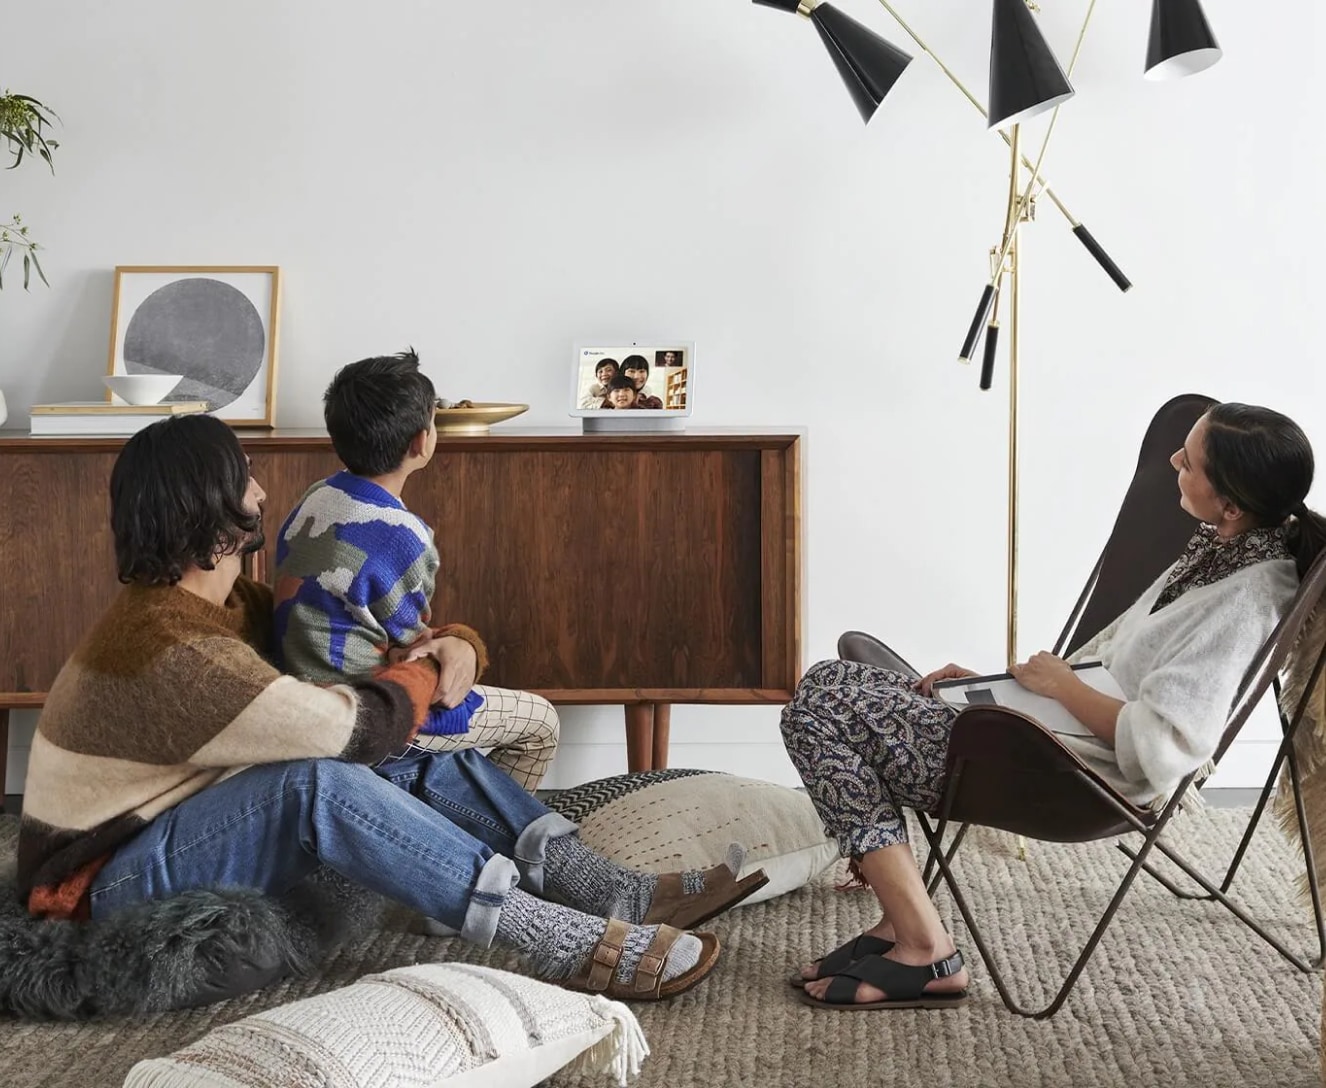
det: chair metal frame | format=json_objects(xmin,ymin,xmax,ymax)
[{"xmin": 916, "ymin": 582, "xmax": 1326, "ymax": 1017}]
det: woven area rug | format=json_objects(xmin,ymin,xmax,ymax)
[{"xmin": 1, "ymin": 808, "xmax": 1321, "ymax": 1088}]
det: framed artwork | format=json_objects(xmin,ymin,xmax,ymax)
[
  {"xmin": 569, "ymin": 341, "xmax": 694, "ymax": 431},
  {"xmin": 107, "ymin": 266, "xmax": 282, "ymax": 426}
]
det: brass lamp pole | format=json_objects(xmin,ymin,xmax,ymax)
[
  {"xmin": 753, "ymin": 0, "xmax": 1222, "ymax": 667},
  {"xmin": 968, "ymin": 0, "xmax": 1100, "ymax": 667},
  {"xmin": 1001, "ymin": 127, "xmax": 1024, "ymax": 670}
]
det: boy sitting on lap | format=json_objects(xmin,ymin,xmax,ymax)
[{"xmin": 274, "ymin": 349, "xmax": 559, "ymax": 790}]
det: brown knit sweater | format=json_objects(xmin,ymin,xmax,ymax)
[{"xmin": 16, "ymin": 576, "xmax": 444, "ymax": 920}]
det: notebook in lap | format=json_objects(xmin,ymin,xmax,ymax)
[{"xmin": 931, "ymin": 662, "xmax": 1124, "ymax": 737}]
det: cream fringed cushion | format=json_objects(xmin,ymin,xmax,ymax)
[
  {"xmin": 122, "ymin": 964, "xmax": 649, "ymax": 1088},
  {"xmin": 547, "ymin": 770, "xmax": 839, "ymax": 904}
]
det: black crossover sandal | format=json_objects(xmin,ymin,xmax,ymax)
[
  {"xmin": 787, "ymin": 933, "xmax": 895, "ymax": 989},
  {"xmin": 796, "ymin": 950, "xmax": 969, "ymax": 1010}
]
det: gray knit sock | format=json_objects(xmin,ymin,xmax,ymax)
[
  {"xmin": 494, "ymin": 888, "xmax": 701, "ymax": 985},
  {"xmin": 543, "ymin": 834, "xmax": 746, "ymax": 923}
]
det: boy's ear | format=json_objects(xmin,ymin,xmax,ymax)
[{"xmin": 408, "ymin": 427, "xmax": 430, "ymax": 459}]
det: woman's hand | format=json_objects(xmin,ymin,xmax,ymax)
[
  {"xmin": 1009, "ymin": 652, "xmax": 1074, "ymax": 698},
  {"xmin": 405, "ymin": 635, "xmax": 478, "ymax": 707},
  {"xmin": 915, "ymin": 663, "xmax": 978, "ymax": 697}
]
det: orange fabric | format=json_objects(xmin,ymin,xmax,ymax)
[
  {"xmin": 377, "ymin": 657, "xmax": 442, "ymax": 731},
  {"xmin": 28, "ymin": 855, "xmax": 109, "ymax": 922},
  {"xmin": 272, "ymin": 574, "xmax": 303, "ymax": 608}
]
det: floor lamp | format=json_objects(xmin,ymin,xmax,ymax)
[{"xmin": 754, "ymin": 0, "xmax": 1221, "ymax": 667}]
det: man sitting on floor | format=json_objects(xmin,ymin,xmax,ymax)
[{"xmin": 15, "ymin": 414, "xmax": 768, "ymax": 1002}]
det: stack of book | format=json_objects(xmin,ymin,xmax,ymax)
[{"xmin": 29, "ymin": 400, "xmax": 210, "ymax": 436}]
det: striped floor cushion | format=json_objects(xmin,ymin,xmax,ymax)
[
  {"xmin": 546, "ymin": 769, "xmax": 839, "ymax": 904},
  {"xmin": 123, "ymin": 963, "xmax": 648, "ymax": 1088}
]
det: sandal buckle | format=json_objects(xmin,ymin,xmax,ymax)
[{"xmin": 930, "ymin": 953, "xmax": 962, "ymax": 979}]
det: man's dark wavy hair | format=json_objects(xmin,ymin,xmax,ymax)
[{"xmin": 110, "ymin": 414, "xmax": 261, "ymax": 586}]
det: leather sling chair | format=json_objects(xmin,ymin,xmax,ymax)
[{"xmin": 837, "ymin": 393, "xmax": 1326, "ymax": 1018}]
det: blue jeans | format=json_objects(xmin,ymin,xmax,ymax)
[{"xmin": 88, "ymin": 748, "xmax": 577, "ymax": 947}]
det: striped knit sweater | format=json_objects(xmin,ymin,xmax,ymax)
[
  {"xmin": 273, "ymin": 472, "xmax": 487, "ymax": 736},
  {"xmin": 16, "ymin": 576, "xmax": 441, "ymax": 921}
]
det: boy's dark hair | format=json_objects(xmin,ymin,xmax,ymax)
[
  {"xmin": 323, "ymin": 349, "xmax": 436, "ymax": 476},
  {"xmin": 110, "ymin": 414, "xmax": 261, "ymax": 586},
  {"xmin": 606, "ymin": 373, "xmax": 637, "ymax": 393},
  {"xmin": 595, "ymin": 358, "xmax": 620, "ymax": 377}
]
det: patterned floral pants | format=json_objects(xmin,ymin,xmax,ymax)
[{"xmin": 781, "ymin": 660, "xmax": 958, "ymax": 858}]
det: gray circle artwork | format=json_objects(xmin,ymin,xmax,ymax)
[{"xmin": 123, "ymin": 278, "xmax": 265, "ymax": 409}]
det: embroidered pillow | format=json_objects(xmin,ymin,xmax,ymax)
[
  {"xmin": 122, "ymin": 963, "xmax": 648, "ymax": 1088},
  {"xmin": 546, "ymin": 769, "xmax": 838, "ymax": 905}
]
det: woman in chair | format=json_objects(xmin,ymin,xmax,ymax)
[{"xmin": 782, "ymin": 403, "xmax": 1326, "ymax": 1010}]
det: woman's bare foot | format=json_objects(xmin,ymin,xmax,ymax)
[{"xmin": 802, "ymin": 937, "xmax": 968, "ymax": 1003}]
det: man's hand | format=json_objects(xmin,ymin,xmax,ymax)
[
  {"xmin": 1009, "ymin": 651, "xmax": 1074, "ymax": 698},
  {"xmin": 405, "ymin": 635, "xmax": 478, "ymax": 708},
  {"xmin": 915, "ymin": 663, "xmax": 978, "ymax": 697}
]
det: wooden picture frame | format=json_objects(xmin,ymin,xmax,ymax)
[{"xmin": 107, "ymin": 265, "xmax": 281, "ymax": 427}]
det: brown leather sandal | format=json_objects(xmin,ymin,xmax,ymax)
[
  {"xmin": 560, "ymin": 919, "xmax": 722, "ymax": 1001},
  {"xmin": 643, "ymin": 864, "xmax": 770, "ymax": 930}
]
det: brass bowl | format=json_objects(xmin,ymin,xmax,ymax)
[{"xmin": 433, "ymin": 402, "xmax": 529, "ymax": 436}]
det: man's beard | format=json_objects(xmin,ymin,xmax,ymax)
[{"xmin": 240, "ymin": 515, "xmax": 266, "ymax": 556}]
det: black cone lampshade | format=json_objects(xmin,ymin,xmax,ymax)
[
  {"xmin": 1145, "ymin": 0, "xmax": 1221, "ymax": 80},
  {"xmin": 810, "ymin": 4, "xmax": 913, "ymax": 123},
  {"xmin": 752, "ymin": 0, "xmax": 913, "ymax": 124},
  {"xmin": 987, "ymin": 0, "xmax": 1074, "ymax": 129}
]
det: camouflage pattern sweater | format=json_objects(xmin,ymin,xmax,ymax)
[{"xmin": 273, "ymin": 471, "xmax": 487, "ymax": 736}]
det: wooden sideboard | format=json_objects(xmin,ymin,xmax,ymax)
[{"xmin": 0, "ymin": 428, "xmax": 801, "ymax": 798}]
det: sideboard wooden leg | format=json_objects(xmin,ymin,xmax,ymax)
[
  {"xmin": 651, "ymin": 703, "xmax": 671, "ymax": 771},
  {"xmin": 624, "ymin": 704, "xmax": 654, "ymax": 773},
  {"xmin": 246, "ymin": 547, "xmax": 269, "ymax": 585},
  {"xmin": 0, "ymin": 709, "xmax": 9, "ymax": 816}
]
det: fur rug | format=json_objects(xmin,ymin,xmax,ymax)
[{"xmin": 0, "ymin": 861, "xmax": 386, "ymax": 1021}]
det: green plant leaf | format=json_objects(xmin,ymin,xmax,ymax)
[
  {"xmin": 1, "ymin": 91, "xmax": 59, "ymax": 283},
  {"xmin": 14, "ymin": 94, "xmax": 61, "ymax": 120}
]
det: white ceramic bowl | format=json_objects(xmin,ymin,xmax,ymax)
[{"xmin": 103, "ymin": 374, "xmax": 184, "ymax": 406}]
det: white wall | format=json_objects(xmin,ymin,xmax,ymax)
[{"xmin": 2, "ymin": 1, "xmax": 1322, "ymax": 794}]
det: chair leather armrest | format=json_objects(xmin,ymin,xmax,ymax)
[{"xmin": 836, "ymin": 631, "xmax": 921, "ymax": 678}]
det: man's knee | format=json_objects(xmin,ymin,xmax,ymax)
[{"xmin": 306, "ymin": 757, "xmax": 377, "ymax": 795}]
